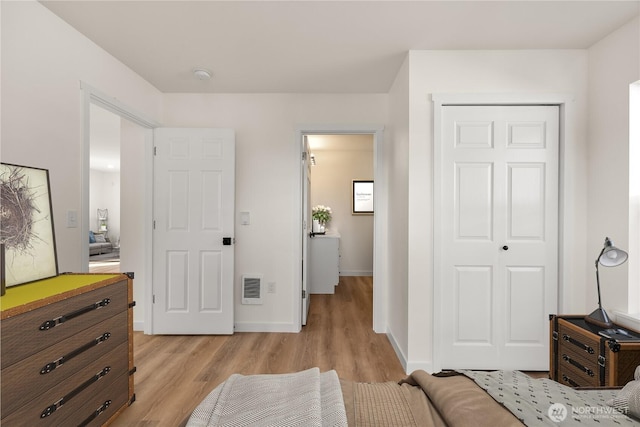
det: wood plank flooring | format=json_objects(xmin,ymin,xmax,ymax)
[
  {"xmin": 88, "ymin": 261, "xmax": 121, "ymax": 274},
  {"xmin": 110, "ymin": 276, "xmax": 406, "ymax": 426}
]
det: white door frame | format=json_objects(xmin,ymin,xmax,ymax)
[
  {"xmin": 81, "ymin": 82, "xmax": 159, "ymax": 334},
  {"xmin": 294, "ymin": 125, "xmax": 386, "ymax": 332},
  {"xmin": 431, "ymin": 93, "xmax": 574, "ymax": 372}
]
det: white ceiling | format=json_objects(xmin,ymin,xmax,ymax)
[{"xmin": 41, "ymin": 0, "xmax": 639, "ymax": 94}]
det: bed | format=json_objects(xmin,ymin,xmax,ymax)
[{"xmin": 186, "ymin": 368, "xmax": 640, "ymax": 426}]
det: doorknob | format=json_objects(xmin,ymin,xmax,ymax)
[{"xmin": 502, "ymin": 245, "xmax": 509, "ymax": 251}]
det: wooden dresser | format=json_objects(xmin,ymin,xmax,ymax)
[
  {"xmin": 1, "ymin": 273, "xmax": 135, "ymax": 426},
  {"xmin": 550, "ymin": 314, "xmax": 640, "ymax": 388}
]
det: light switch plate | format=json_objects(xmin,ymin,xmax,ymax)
[
  {"xmin": 67, "ymin": 210, "xmax": 78, "ymax": 228},
  {"xmin": 240, "ymin": 211, "xmax": 250, "ymax": 225}
]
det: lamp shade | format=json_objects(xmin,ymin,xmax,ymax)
[{"xmin": 598, "ymin": 237, "xmax": 628, "ymax": 267}]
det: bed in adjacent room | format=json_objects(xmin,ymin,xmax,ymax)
[{"xmin": 186, "ymin": 368, "xmax": 640, "ymax": 426}]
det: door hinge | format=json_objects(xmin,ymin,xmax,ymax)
[
  {"xmin": 152, "ymin": 295, "xmax": 155, "ymax": 304},
  {"xmin": 153, "ymin": 220, "xmax": 156, "ymax": 230},
  {"xmin": 154, "ymin": 146, "xmax": 158, "ymax": 156},
  {"xmin": 302, "ymin": 290, "xmax": 306, "ymax": 299},
  {"xmin": 302, "ymin": 151, "xmax": 307, "ymax": 161}
]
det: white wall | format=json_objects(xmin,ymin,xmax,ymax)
[
  {"xmin": 120, "ymin": 120, "xmax": 150, "ymax": 330},
  {"xmin": 2, "ymin": 1, "xmax": 163, "ymax": 275},
  {"xmin": 386, "ymin": 55, "xmax": 411, "ymax": 368},
  {"xmin": 89, "ymin": 169, "xmax": 121, "ymax": 241},
  {"xmin": 162, "ymin": 94, "xmax": 387, "ymax": 331},
  {"xmin": 403, "ymin": 50, "xmax": 589, "ymax": 372},
  {"xmin": 310, "ymin": 135, "xmax": 374, "ymax": 276},
  {"xmin": 587, "ymin": 17, "xmax": 640, "ymax": 317},
  {"xmin": 2, "ymin": 2, "xmax": 388, "ymax": 333}
]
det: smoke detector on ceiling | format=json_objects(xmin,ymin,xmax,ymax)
[{"xmin": 193, "ymin": 68, "xmax": 212, "ymax": 80}]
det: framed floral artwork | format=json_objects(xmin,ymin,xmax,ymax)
[{"xmin": 0, "ymin": 163, "xmax": 58, "ymax": 287}]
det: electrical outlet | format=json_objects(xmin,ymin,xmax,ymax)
[{"xmin": 267, "ymin": 282, "xmax": 276, "ymax": 293}]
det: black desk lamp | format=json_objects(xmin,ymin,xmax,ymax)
[{"xmin": 585, "ymin": 237, "xmax": 628, "ymax": 328}]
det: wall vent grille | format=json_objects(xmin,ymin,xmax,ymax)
[{"xmin": 242, "ymin": 275, "xmax": 262, "ymax": 305}]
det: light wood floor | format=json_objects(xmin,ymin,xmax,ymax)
[
  {"xmin": 88, "ymin": 260, "xmax": 121, "ymax": 274},
  {"xmin": 110, "ymin": 276, "xmax": 406, "ymax": 426}
]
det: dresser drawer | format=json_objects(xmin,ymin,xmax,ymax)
[
  {"xmin": 1, "ymin": 310, "xmax": 128, "ymax": 415},
  {"xmin": 556, "ymin": 319, "xmax": 601, "ymax": 386},
  {"xmin": 1, "ymin": 280, "xmax": 128, "ymax": 369},
  {"xmin": 78, "ymin": 371, "xmax": 130, "ymax": 427},
  {"xmin": 558, "ymin": 323, "xmax": 598, "ymax": 357},
  {"xmin": 1, "ymin": 341, "xmax": 129, "ymax": 426},
  {"xmin": 557, "ymin": 350, "xmax": 599, "ymax": 387},
  {"xmin": 557, "ymin": 365, "xmax": 592, "ymax": 388}
]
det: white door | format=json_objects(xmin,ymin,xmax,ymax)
[
  {"xmin": 152, "ymin": 128, "xmax": 235, "ymax": 334},
  {"xmin": 439, "ymin": 106, "xmax": 558, "ymax": 370},
  {"xmin": 301, "ymin": 136, "xmax": 312, "ymax": 325}
]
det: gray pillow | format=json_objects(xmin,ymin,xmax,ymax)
[
  {"xmin": 607, "ymin": 366, "xmax": 640, "ymax": 418},
  {"xmin": 94, "ymin": 233, "xmax": 107, "ymax": 243}
]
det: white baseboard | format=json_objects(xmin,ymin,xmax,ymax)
[
  {"xmin": 406, "ymin": 360, "xmax": 435, "ymax": 374},
  {"xmin": 386, "ymin": 330, "xmax": 408, "ymax": 374},
  {"xmin": 133, "ymin": 321, "xmax": 299, "ymax": 333},
  {"xmin": 233, "ymin": 322, "xmax": 300, "ymax": 333},
  {"xmin": 339, "ymin": 271, "xmax": 373, "ymax": 277},
  {"xmin": 386, "ymin": 329, "xmax": 434, "ymax": 374},
  {"xmin": 133, "ymin": 320, "xmax": 144, "ymax": 331}
]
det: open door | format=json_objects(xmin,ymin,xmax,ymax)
[
  {"xmin": 301, "ymin": 136, "xmax": 312, "ymax": 325},
  {"xmin": 152, "ymin": 128, "xmax": 235, "ymax": 334}
]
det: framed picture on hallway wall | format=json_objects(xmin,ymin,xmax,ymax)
[
  {"xmin": 352, "ymin": 180, "xmax": 374, "ymax": 214},
  {"xmin": 0, "ymin": 163, "xmax": 58, "ymax": 287}
]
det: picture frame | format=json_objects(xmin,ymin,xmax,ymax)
[
  {"xmin": 352, "ymin": 180, "xmax": 374, "ymax": 215},
  {"xmin": 0, "ymin": 163, "xmax": 58, "ymax": 287}
]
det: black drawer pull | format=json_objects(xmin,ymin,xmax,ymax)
[
  {"xmin": 562, "ymin": 333, "xmax": 595, "ymax": 354},
  {"xmin": 78, "ymin": 400, "xmax": 112, "ymax": 427},
  {"xmin": 562, "ymin": 354, "xmax": 594, "ymax": 377},
  {"xmin": 39, "ymin": 298, "xmax": 111, "ymax": 331},
  {"xmin": 562, "ymin": 374, "xmax": 580, "ymax": 387},
  {"xmin": 40, "ymin": 367, "xmax": 111, "ymax": 419},
  {"xmin": 40, "ymin": 333, "xmax": 111, "ymax": 374}
]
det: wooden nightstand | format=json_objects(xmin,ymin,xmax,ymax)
[{"xmin": 550, "ymin": 314, "xmax": 640, "ymax": 388}]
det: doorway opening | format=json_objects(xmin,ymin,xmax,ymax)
[
  {"xmin": 296, "ymin": 125, "xmax": 386, "ymax": 332},
  {"xmin": 307, "ymin": 134, "xmax": 374, "ymax": 268},
  {"xmin": 81, "ymin": 82, "xmax": 158, "ymax": 332},
  {"xmin": 88, "ymin": 104, "xmax": 121, "ymax": 273}
]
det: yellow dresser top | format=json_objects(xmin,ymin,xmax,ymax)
[{"xmin": 1, "ymin": 274, "xmax": 122, "ymax": 317}]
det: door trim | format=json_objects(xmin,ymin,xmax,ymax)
[
  {"xmin": 431, "ymin": 93, "xmax": 574, "ymax": 372},
  {"xmin": 294, "ymin": 125, "xmax": 385, "ymax": 332},
  {"xmin": 81, "ymin": 82, "xmax": 160, "ymax": 333}
]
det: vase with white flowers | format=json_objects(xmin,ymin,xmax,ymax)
[{"xmin": 312, "ymin": 205, "xmax": 332, "ymax": 233}]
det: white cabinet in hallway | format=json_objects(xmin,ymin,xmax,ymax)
[{"xmin": 309, "ymin": 232, "xmax": 340, "ymax": 294}]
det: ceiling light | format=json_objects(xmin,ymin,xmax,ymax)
[{"xmin": 193, "ymin": 68, "xmax": 212, "ymax": 80}]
